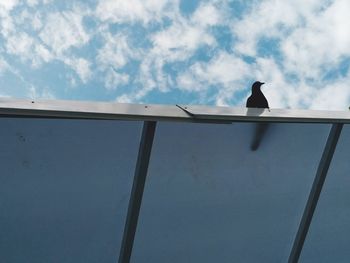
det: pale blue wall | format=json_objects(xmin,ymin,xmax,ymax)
[
  {"xmin": 132, "ymin": 122, "xmax": 330, "ymax": 262},
  {"xmin": 0, "ymin": 118, "xmax": 142, "ymax": 263}
]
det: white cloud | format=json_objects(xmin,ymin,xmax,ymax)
[
  {"xmin": 137, "ymin": 57, "xmax": 157, "ymax": 92},
  {"xmin": 26, "ymin": 0, "xmax": 39, "ymax": 7},
  {"xmin": 97, "ymin": 32, "xmax": 137, "ymax": 69},
  {"xmin": 115, "ymin": 94, "xmax": 134, "ymax": 103},
  {"xmin": 0, "ymin": 0, "xmax": 19, "ymax": 11},
  {"xmin": 96, "ymin": 0, "xmax": 176, "ymax": 24},
  {"xmin": 96, "ymin": 31, "xmax": 137, "ymax": 90},
  {"xmin": 6, "ymin": 32, "xmax": 33, "ymax": 56},
  {"xmin": 309, "ymin": 76, "xmax": 350, "ymax": 110},
  {"xmin": 39, "ymin": 10, "xmax": 90, "ymax": 55},
  {"xmin": 176, "ymin": 51, "xmax": 254, "ymax": 106},
  {"xmin": 177, "ymin": 51, "xmax": 250, "ymax": 93},
  {"xmin": 0, "ymin": 6, "xmax": 15, "ymax": 37},
  {"xmin": 151, "ymin": 20, "xmax": 216, "ymax": 61},
  {"xmin": 64, "ymin": 57, "xmax": 92, "ymax": 83},
  {"xmin": 132, "ymin": 2, "xmax": 225, "ymax": 100},
  {"xmin": 28, "ymin": 85, "xmax": 55, "ymax": 100},
  {"xmin": 32, "ymin": 12, "xmax": 43, "ymax": 30},
  {"xmin": 105, "ymin": 69, "xmax": 129, "ymax": 90},
  {"xmin": 282, "ymin": 0, "xmax": 350, "ymax": 78},
  {"xmin": 34, "ymin": 44, "xmax": 52, "ymax": 63},
  {"xmin": 192, "ymin": 2, "xmax": 223, "ymax": 27},
  {"xmin": 232, "ymin": 0, "xmax": 327, "ymax": 56},
  {"xmin": 5, "ymin": 31, "xmax": 54, "ymax": 67},
  {"xmin": 25, "ymin": 0, "xmax": 52, "ymax": 5},
  {"xmin": 2, "ymin": 4, "xmax": 93, "ymax": 80},
  {"xmin": 232, "ymin": 0, "xmax": 350, "ymax": 75},
  {"xmin": 151, "ymin": 2, "xmax": 223, "ymax": 62}
]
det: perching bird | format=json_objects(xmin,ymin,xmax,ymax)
[
  {"xmin": 246, "ymin": 81, "xmax": 269, "ymax": 108},
  {"xmin": 246, "ymin": 81, "xmax": 270, "ymax": 151}
]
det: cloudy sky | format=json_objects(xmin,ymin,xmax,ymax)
[{"xmin": 0, "ymin": 0, "xmax": 350, "ymax": 110}]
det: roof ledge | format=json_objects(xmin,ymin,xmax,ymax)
[{"xmin": 0, "ymin": 98, "xmax": 349, "ymax": 123}]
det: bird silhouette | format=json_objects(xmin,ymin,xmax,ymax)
[
  {"xmin": 246, "ymin": 81, "xmax": 269, "ymax": 108},
  {"xmin": 246, "ymin": 81, "xmax": 270, "ymax": 151}
]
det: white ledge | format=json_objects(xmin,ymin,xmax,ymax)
[{"xmin": 0, "ymin": 98, "xmax": 349, "ymax": 123}]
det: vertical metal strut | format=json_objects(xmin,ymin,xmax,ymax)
[
  {"xmin": 118, "ymin": 121, "xmax": 157, "ymax": 263},
  {"xmin": 288, "ymin": 123, "xmax": 343, "ymax": 263}
]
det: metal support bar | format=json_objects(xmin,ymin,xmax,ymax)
[
  {"xmin": 118, "ymin": 121, "xmax": 157, "ymax": 263},
  {"xmin": 288, "ymin": 123, "xmax": 343, "ymax": 263}
]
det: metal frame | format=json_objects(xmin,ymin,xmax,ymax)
[
  {"xmin": 1, "ymin": 98, "xmax": 350, "ymax": 123},
  {"xmin": 118, "ymin": 121, "xmax": 157, "ymax": 263},
  {"xmin": 288, "ymin": 123, "xmax": 343, "ymax": 263}
]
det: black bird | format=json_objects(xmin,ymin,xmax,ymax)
[
  {"xmin": 246, "ymin": 81, "xmax": 269, "ymax": 108},
  {"xmin": 246, "ymin": 81, "xmax": 269, "ymax": 151}
]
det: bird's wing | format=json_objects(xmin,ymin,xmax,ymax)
[{"xmin": 246, "ymin": 96, "xmax": 252, "ymax": 107}]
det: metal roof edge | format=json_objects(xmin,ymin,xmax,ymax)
[{"xmin": 0, "ymin": 98, "xmax": 350, "ymax": 123}]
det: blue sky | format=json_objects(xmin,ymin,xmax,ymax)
[{"xmin": 1, "ymin": 0, "xmax": 350, "ymax": 110}]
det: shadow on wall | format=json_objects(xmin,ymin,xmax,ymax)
[{"xmin": 246, "ymin": 108, "xmax": 270, "ymax": 151}]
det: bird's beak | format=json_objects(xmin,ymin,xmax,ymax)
[{"xmin": 261, "ymin": 82, "xmax": 265, "ymax": 85}]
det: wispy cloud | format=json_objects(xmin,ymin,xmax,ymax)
[
  {"xmin": 96, "ymin": 0, "xmax": 176, "ymax": 24},
  {"xmin": 105, "ymin": 68, "xmax": 130, "ymax": 90},
  {"xmin": 0, "ymin": 0, "xmax": 19, "ymax": 11},
  {"xmin": 40, "ymin": 9, "xmax": 90, "ymax": 55},
  {"xmin": 97, "ymin": 32, "xmax": 137, "ymax": 69}
]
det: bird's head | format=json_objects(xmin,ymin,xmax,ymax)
[{"xmin": 252, "ymin": 81, "xmax": 265, "ymax": 93}]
